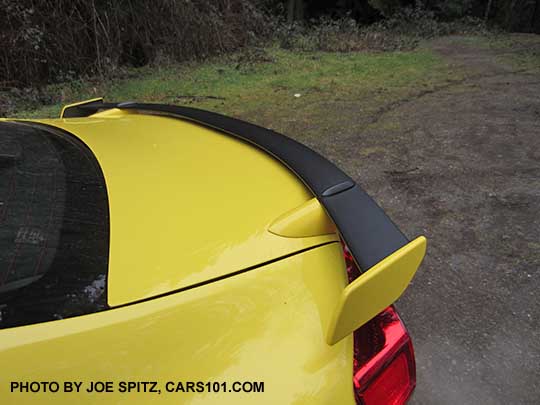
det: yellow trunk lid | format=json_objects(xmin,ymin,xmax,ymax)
[{"xmin": 39, "ymin": 111, "xmax": 337, "ymax": 306}]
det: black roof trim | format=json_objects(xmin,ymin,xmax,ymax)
[{"xmin": 74, "ymin": 101, "xmax": 409, "ymax": 271}]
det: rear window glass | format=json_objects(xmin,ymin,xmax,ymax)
[{"xmin": 0, "ymin": 122, "xmax": 109, "ymax": 329}]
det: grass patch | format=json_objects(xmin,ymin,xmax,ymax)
[{"xmin": 12, "ymin": 46, "xmax": 455, "ymax": 132}]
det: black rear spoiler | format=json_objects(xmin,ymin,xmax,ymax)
[
  {"xmin": 62, "ymin": 99, "xmax": 426, "ymax": 344},
  {"xmin": 63, "ymin": 99, "xmax": 408, "ymax": 271}
]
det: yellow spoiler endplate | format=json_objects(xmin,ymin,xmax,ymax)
[{"xmin": 327, "ymin": 236, "xmax": 427, "ymax": 345}]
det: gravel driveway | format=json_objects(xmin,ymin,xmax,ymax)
[
  {"xmin": 362, "ymin": 36, "xmax": 539, "ymax": 405},
  {"xmin": 297, "ymin": 35, "xmax": 540, "ymax": 404}
]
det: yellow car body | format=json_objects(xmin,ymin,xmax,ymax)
[{"xmin": 0, "ymin": 102, "xmax": 426, "ymax": 404}]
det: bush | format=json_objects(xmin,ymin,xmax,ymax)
[
  {"xmin": 273, "ymin": 4, "xmax": 491, "ymax": 54},
  {"xmin": 276, "ymin": 16, "xmax": 365, "ymax": 52},
  {"xmin": 0, "ymin": 0, "xmax": 269, "ymax": 88},
  {"xmin": 372, "ymin": 4, "xmax": 488, "ymax": 38}
]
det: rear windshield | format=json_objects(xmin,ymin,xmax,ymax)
[{"xmin": 0, "ymin": 122, "xmax": 109, "ymax": 329}]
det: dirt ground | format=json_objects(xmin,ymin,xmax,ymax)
[{"xmin": 300, "ymin": 35, "xmax": 540, "ymax": 404}]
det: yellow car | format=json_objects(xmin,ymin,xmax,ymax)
[{"xmin": 0, "ymin": 99, "xmax": 426, "ymax": 405}]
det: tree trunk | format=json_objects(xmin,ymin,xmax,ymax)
[
  {"xmin": 484, "ymin": 0, "xmax": 494, "ymax": 22},
  {"xmin": 287, "ymin": 0, "xmax": 304, "ymax": 24},
  {"xmin": 506, "ymin": 0, "xmax": 517, "ymax": 30},
  {"xmin": 294, "ymin": 0, "xmax": 304, "ymax": 22},
  {"xmin": 287, "ymin": 0, "xmax": 295, "ymax": 24},
  {"xmin": 532, "ymin": 0, "xmax": 540, "ymax": 33}
]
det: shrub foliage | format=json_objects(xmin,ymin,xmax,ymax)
[
  {"xmin": 1, "ymin": 0, "xmax": 538, "ymax": 88},
  {"xmin": 0, "ymin": 0, "xmax": 267, "ymax": 87}
]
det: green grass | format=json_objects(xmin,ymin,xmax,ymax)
[{"xmin": 14, "ymin": 46, "xmax": 455, "ymax": 130}]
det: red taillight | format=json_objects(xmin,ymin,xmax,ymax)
[
  {"xmin": 342, "ymin": 242, "xmax": 416, "ymax": 405},
  {"xmin": 353, "ymin": 307, "xmax": 416, "ymax": 405}
]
